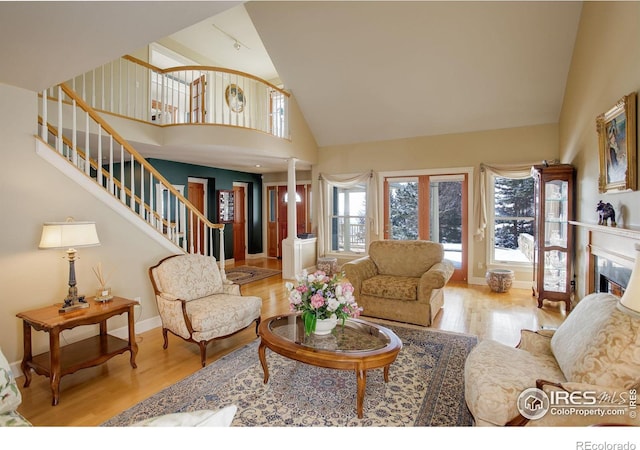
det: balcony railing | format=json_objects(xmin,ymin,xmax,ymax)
[{"xmin": 50, "ymin": 55, "xmax": 290, "ymax": 139}]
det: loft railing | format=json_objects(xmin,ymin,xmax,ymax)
[
  {"xmin": 38, "ymin": 83, "xmax": 228, "ymax": 274},
  {"xmin": 51, "ymin": 55, "xmax": 290, "ymax": 139}
]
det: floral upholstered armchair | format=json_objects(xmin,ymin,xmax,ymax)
[
  {"xmin": 0, "ymin": 347, "xmax": 30, "ymax": 426},
  {"xmin": 149, "ymin": 254, "xmax": 262, "ymax": 367},
  {"xmin": 342, "ymin": 240, "xmax": 454, "ymax": 326},
  {"xmin": 464, "ymin": 293, "xmax": 640, "ymax": 426}
]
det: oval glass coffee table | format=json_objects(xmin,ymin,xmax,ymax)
[{"xmin": 258, "ymin": 313, "xmax": 402, "ymax": 418}]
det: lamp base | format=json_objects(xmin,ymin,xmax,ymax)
[
  {"xmin": 616, "ymin": 301, "xmax": 640, "ymax": 319},
  {"xmin": 58, "ymin": 295, "xmax": 88, "ymax": 313}
]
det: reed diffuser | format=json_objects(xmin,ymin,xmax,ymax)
[{"xmin": 93, "ymin": 262, "xmax": 113, "ymax": 302}]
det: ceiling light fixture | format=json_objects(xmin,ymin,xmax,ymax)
[{"xmin": 212, "ymin": 23, "xmax": 250, "ymax": 52}]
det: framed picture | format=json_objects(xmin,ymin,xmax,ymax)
[
  {"xmin": 217, "ymin": 190, "xmax": 235, "ymax": 223},
  {"xmin": 225, "ymin": 84, "xmax": 246, "ymax": 113},
  {"xmin": 597, "ymin": 91, "xmax": 637, "ymax": 193}
]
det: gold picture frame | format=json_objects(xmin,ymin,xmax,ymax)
[{"xmin": 597, "ymin": 92, "xmax": 637, "ymax": 193}]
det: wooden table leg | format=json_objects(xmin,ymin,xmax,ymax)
[
  {"xmin": 383, "ymin": 364, "xmax": 390, "ymax": 383},
  {"xmin": 21, "ymin": 321, "xmax": 32, "ymax": 388},
  {"xmin": 49, "ymin": 329, "xmax": 61, "ymax": 406},
  {"xmin": 356, "ymin": 369, "xmax": 367, "ymax": 419},
  {"xmin": 258, "ymin": 340, "xmax": 269, "ymax": 383},
  {"xmin": 127, "ymin": 305, "xmax": 138, "ymax": 368}
]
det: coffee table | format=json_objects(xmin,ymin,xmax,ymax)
[{"xmin": 258, "ymin": 313, "xmax": 402, "ymax": 418}]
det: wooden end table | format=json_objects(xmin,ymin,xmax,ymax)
[
  {"xmin": 258, "ymin": 314, "xmax": 402, "ymax": 418},
  {"xmin": 16, "ymin": 296, "xmax": 138, "ymax": 406}
]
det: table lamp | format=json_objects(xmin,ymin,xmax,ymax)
[
  {"xmin": 39, "ymin": 218, "xmax": 101, "ymax": 312},
  {"xmin": 617, "ymin": 243, "xmax": 640, "ymax": 318}
]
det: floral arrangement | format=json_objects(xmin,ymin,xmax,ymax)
[{"xmin": 286, "ymin": 269, "xmax": 362, "ymax": 335}]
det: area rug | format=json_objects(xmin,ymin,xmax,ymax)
[
  {"xmin": 103, "ymin": 325, "xmax": 477, "ymax": 427},
  {"xmin": 225, "ymin": 266, "xmax": 281, "ymax": 285}
]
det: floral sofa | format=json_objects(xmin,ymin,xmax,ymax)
[
  {"xmin": 464, "ymin": 292, "xmax": 640, "ymax": 426},
  {"xmin": 0, "ymin": 347, "xmax": 30, "ymax": 426},
  {"xmin": 342, "ymin": 240, "xmax": 454, "ymax": 326},
  {"xmin": 149, "ymin": 254, "xmax": 262, "ymax": 367}
]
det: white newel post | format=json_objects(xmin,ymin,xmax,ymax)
[
  {"xmin": 219, "ymin": 225, "xmax": 226, "ymax": 281},
  {"xmin": 282, "ymin": 158, "xmax": 302, "ymax": 280}
]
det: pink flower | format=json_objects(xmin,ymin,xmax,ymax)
[
  {"xmin": 310, "ymin": 293, "xmax": 325, "ymax": 309},
  {"xmin": 297, "ymin": 285, "xmax": 308, "ymax": 293}
]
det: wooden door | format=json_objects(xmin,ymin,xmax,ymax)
[
  {"xmin": 188, "ymin": 181, "xmax": 206, "ymax": 254},
  {"xmin": 267, "ymin": 186, "xmax": 278, "ymax": 257},
  {"xmin": 190, "ymin": 75, "xmax": 206, "ymax": 123},
  {"xmin": 233, "ymin": 185, "xmax": 246, "ymax": 263},
  {"xmin": 277, "ymin": 186, "xmax": 288, "ymax": 258}
]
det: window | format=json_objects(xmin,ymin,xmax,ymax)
[
  {"xmin": 330, "ymin": 184, "xmax": 366, "ymax": 254},
  {"xmin": 489, "ymin": 175, "xmax": 535, "ymax": 265}
]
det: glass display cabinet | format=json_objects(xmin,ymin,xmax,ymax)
[{"xmin": 531, "ymin": 163, "xmax": 575, "ymax": 312}]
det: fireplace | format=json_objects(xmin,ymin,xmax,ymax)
[
  {"xmin": 571, "ymin": 221, "xmax": 640, "ymax": 297},
  {"xmin": 595, "ymin": 256, "xmax": 630, "ymax": 296}
]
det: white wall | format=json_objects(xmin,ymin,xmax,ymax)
[{"xmin": 558, "ymin": 1, "xmax": 640, "ymax": 299}]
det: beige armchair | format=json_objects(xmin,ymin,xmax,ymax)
[
  {"xmin": 342, "ymin": 240, "xmax": 454, "ymax": 326},
  {"xmin": 464, "ymin": 293, "xmax": 640, "ymax": 426},
  {"xmin": 149, "ymin": 254, "xmax": 262, "ymax": 367}
]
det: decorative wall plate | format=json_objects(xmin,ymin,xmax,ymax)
[{"xmin": 225, "ymin": 84, "xmax": 246, "ymax": 113}]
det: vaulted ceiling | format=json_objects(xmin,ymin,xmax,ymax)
[{"xmin": 0, "ymin": 1, "xmax": 584, "ymax": 171}]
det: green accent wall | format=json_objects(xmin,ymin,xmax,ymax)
[{"xmin": 149, "ymin": 158, "xmax": 263, "ymax": 259}]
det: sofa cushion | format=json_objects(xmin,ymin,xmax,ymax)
[
  {"xmin": 0, "ymin": 347, "xmax": 21, "ymax": 416},
  {"xmin": 551, "ymin": 292, "xmax": 640, "ymax": 388},
  {"xmin": 369, "ymin": 240, "xmax": 443, "ymax": 278},
  {"xmin": 361, "ymin": 275, "xmax": 418, "ymax": 301},
  {"xmin": 464, "ymin": 339, "xmax": 566, "ymax": 426},
  {"xmin": 155, "ymin": 255, "xmax": 224, "ymax": 301}
]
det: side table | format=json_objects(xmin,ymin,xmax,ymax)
[{"xmin": 16, "ymin": 296, "xmax": 138, "ymax": 406}]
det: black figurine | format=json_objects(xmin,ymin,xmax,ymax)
[{"xmin": 597, "ymin": 200, "xmax": 616, "ymax": 227}]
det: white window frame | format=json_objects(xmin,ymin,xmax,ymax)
[
  {"xmin": 329, "ymin": 183, "xmax": 367, "ymax": 255},
  {"xmin": 487, "ymin": 174, "xmax": 535, "ymax": 267}
]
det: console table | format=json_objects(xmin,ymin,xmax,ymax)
[{"xmin": 17, "ymin": 296, "xmax": 138, "ymax": 406}]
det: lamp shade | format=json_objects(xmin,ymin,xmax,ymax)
[
  {"xmin": 618, "ymin": 243, "xmax": 640, "ymax": 317},
  {"xmin": 39, "ymin": 221, "xmax": 100, "ymax": 249}
]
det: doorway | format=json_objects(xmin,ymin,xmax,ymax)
[
  {"xmin": 383, "ymin": 173, "xmax": 468, "ymax": 281},
  {"xmin": 233, "ymin": 183, "xmax": 247, "ymax": 263},
  {"xmin": 187, "ymin": 177, "xmax": 208, "ymax": 254},
  {"xmin": 266, "ymin": 183, "xmax": 311, "ymax": 258}
]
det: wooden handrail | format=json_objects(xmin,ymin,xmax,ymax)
[
  {"xmin": 58, "ymin": 83, "xmax": 223, "ymax": 231},
  {"xmin": 38, "ymin": 118, "xmax": 171, "ymax": 225},
  {"xmin": 122, "ymin": 54, "xmax": 290, "ymax": 97}
]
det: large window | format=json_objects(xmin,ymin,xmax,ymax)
[
  {"xmin": 330, "ymin": 184, "xmax": 367, "ymax": 254},
  {"xmin": 490, "ymin": 175, "xmax": 535, "ymax": 264}
]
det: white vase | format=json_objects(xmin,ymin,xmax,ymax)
[{"xmin": 313, "ymin": 314, "xmax": 338, "ymax": 335}]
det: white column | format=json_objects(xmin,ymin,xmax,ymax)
[{"xmin": 282, "ymin": 158, "xmax": 302, "ymax": 279}]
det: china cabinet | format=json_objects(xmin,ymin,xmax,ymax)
[{"xmin": 531, "ymin": 164, "xmax": 575, "ymax": 311}]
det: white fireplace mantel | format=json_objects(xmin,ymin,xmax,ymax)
[{"xmin": 570, "ymin": 221, "xmax": 640, "ymax": 293}]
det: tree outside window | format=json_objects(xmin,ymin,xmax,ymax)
[{"xmin": 491, "ymin": 176, "xmax": 535, "ymax": 264}]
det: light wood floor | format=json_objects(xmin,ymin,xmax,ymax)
[{"xmin": 16, "ymin": 258, "xmax": 566, "ymax": 426}]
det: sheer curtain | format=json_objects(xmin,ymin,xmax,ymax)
[
  {"xmin": 474, "ymin": 162, "xmax": 537, "ymax": 241},
  {"xmin": 317, "ymin": 171, "xmax": 378, "ymax": 257}
]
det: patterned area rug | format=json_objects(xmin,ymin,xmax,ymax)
[
  {"xmin": 225, "ymin": 266, "xmax": 281, "ymax": 285},
  {"xmin": 103, "ymin": 325, "xmax": 477, "ymax": 427}
]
